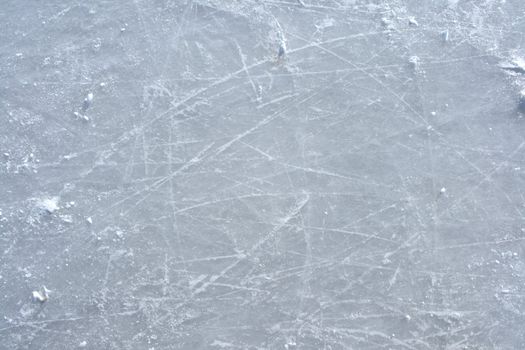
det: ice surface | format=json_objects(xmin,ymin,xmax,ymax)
[{"xmin": 1, "ymin": 0, "xmax": 525, "ymax": 349}]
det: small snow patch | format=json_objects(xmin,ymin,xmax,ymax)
[
  {"xmin": 409, "ymin": 56, "xmax": 420, "ymax": 70},
  {"xmin": 408, "ymin": 17, "xmax": 419, "ymax": 26},
  {"xmin": 211, "ymin": 340, "xmax": 234, "ymax": 348},
  {"xmin": 37, "ymin": 197, "xmax": 60, "ymax": 214},
  {"xmin": 63, "ymin": 153, "xmax": 78, "ymax": 160},
  {"xmin": 74, "ymin": 111, "xmax": 89, "ymax": 121},
  {"xmin": 32, "ymin": 286, "xmax": 50, "ymax": 303},
  {"xmin": 499, "ymin": 56, "xmax": 525, "ymax": 74},
  {"xmin": 60, "ymin": 214, "xmax": 73, "ymax": 223}
]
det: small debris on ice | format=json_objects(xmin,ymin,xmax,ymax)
[
  {"xmin": 32, "ymin": 291, "xmax": 46, "ymax": 303},
  {"xmin": 64, "ymin": 201, "xmax": 76, "ymax": 208},
  {"xmin": 60, "ymin": 214, "xmax": 73, "ymax": 223},
  {"xmin": 79, "ymin": 341, "xmax": 87, "ymax": 348},
  {"xmin": 441, "ymin": 30, "xmax": 449, "ymax": 42},
  {"xmin": 82, "ymin": 92, "xmax": 94, "ymax": 111},
  {"xmin": 74, "ymin": 111, "xmax": 90, "ymax": 122},
  {"xmin": 499, "ymin": 56, "xmax": 525, "ymax": 74},
  {"xmin": 284, "ymin": 339, "xmax": 297, "ymax": 349},
  {"xmin": 278, "ymin": 43, "xmax": 286, "ymax": 59},
  {"xmin": 32, "ymin": 286, "xmax": 50, "ymax": 303},
  {"xmin": 440, "ymin": 187, "xmax": 447, "ymax": 194},
  {"xmin": 63, "ymin": 153, "xmax": 78, "ymax": 160},
  {"xmin": 274, "ymin": 19, "xmax": 287, "ymax": 61},
  {"xmin": 409, "ymin": 56, "xmax": 420, "ymax": 70},
  {"xmin": 381, "ymin": 17, "xmax": 392, "ymax": 27},
  {"xmin": 37, "ymin": 197, "xmax": 60, "ymax": 214},
  {"xmin": 430, "ymin": 111, "xmax": 437, "ymax": 116},
  {"xmin": 408, "ymin": 17, "xmax": 419, "ymax": 27},
  {"xmin": 519, "ymin": 89, "xmax": 525, "ymax": 112},
  {"xmin": 86, "ymin": 216, "xmax": 93, "ymax": 225}
]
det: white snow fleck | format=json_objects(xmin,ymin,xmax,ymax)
[
  {"xmin": 60, "ymin": 214, "xmax": 73, "ymax": 223},
  {"xmin": 408, "ymin": 17, "xmax": 419, "ymax": 26},
  {"xmin": 409, "ymin": 55, "xmax": 420, "ymax": 70},
  {"xmin": 63, "ymin": 153, "xmax": 78, "ymax": 160},
  {"xmin": 37, "ymin": 197, "xmax": 60, "ymax": 214},
  {"xmin": 210, "ymin": 340, "xmax": 233, "ymax": 348},
  {"xmin": 31, "ymin": 287, "xmax": 50, "ymax": 303}
]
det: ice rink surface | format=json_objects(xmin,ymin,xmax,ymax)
[{"xmin": 1, "ymin": 0, "xmax": 525, "ymax": 348}]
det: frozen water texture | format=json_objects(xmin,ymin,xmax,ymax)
[{"xmin": 1, "ymin": 0, "xmax": 525, "ymax": 349}]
